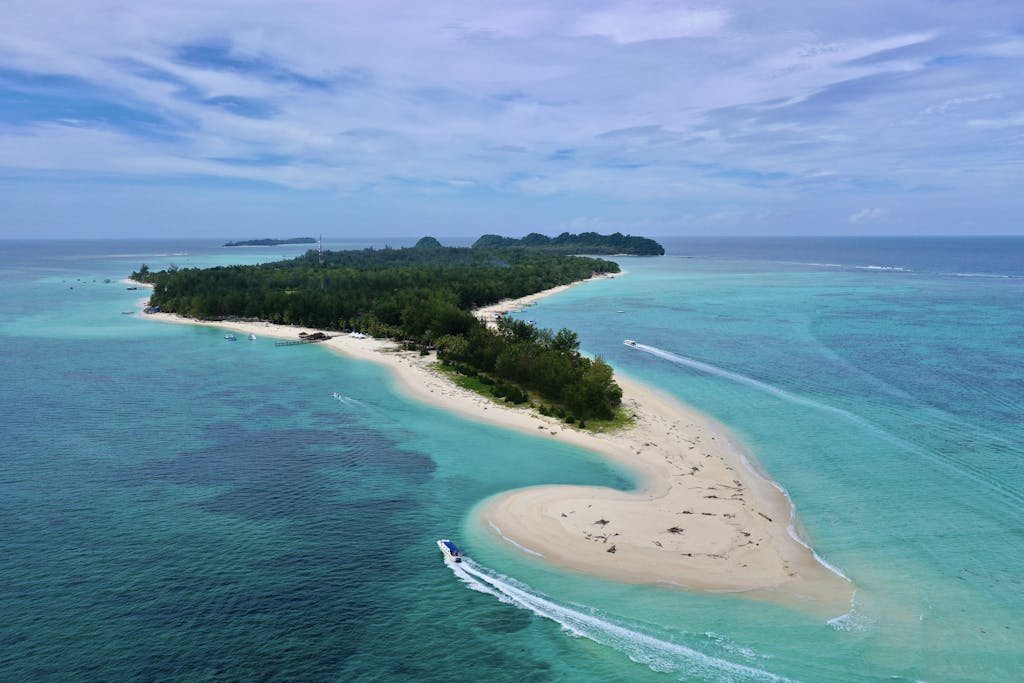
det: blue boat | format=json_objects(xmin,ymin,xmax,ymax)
[
  {"xmin": 224, "ymin": 334, "xmax": 237, "ymax": 341},
  {"xmin": 436, "ymin": 539, "xmax": 462, "ymax": 563}
]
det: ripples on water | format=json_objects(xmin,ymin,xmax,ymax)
[{"xmin": 3, "ymin": 237, "xmax": 1023, "ymax": 682}]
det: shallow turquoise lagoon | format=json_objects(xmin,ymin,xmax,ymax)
[{"xmin": 1, "ymin": 237, "xmax": 1021, "ymax": 681}]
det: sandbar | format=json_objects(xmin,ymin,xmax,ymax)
[{"xmin": 133, "ymin": 274, "xmax": 852, "ymax": 615}]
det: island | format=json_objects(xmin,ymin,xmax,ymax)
[
  {"xmin": 134, "ymin": 241, "xmax": 625, "ymax": 423},
  {"xmin": 131, "ymin": 233, "xmax": 851, "ymax": 613},
  {"xmin": 223, "ymin": 237, "xmax": 316, "ymax": 247},
  {"xmin": 473, "ymin": 231, "xmax": 665, "ymax": 255}
]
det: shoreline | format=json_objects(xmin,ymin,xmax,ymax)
[
  {"xmin": 473, "ymin": 271, "xmax": 621, "ymax": 327},
  {"xmin": 133, "ymin": 274, "xmax": 852, "ymax": 615}
]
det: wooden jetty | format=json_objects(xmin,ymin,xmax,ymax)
[{"xmin": 274, "ymin": 332, "xmax": 332, "ymax": 347}]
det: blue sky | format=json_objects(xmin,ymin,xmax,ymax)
[{"xmin": 1, "ymin": 1, "xmax": 1022, "ymax": 238}]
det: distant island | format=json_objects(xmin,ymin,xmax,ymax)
[
  {"xmin": 223, "ymin": 237, "xmax": 316, "ymax": 247},
  {"xmin": 473, "ymin": 231, "xmax": 664, "ymax": 256}
]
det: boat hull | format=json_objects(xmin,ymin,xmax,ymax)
[{"xmin": 436, "ymin": 539, "xmax": 462, "ymax": 563}]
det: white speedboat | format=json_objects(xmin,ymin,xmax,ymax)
[
  {"xmin": 437, "ymin": 539, "xmax": 462, "ymax": 563},
  {"xmin": 624, "ymin": 339, "xmax": 637, "ymax": 347}
]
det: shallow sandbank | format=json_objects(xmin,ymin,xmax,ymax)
[
  {"xmin": 134, "ymin": 276, "xmax": 851, "ymax": 614},
  {"xmin": 481, "ymin": 374, "xmax": 852, "ymax": 614}
]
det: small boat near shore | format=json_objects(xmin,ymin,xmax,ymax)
[
  {"xmin": 224, "ymin": 334, "xmax": 237, "ymax": 341},
  {"xmin": 437, "ymin": 539, "xmax": 462, "ymax": 563},
  {"xmin": 248, "ymin": 333, "xmax": 256, "ymax": 341},
  {"xmin": 624, "ymin": 339, "xmax": 637, "ymax": 347}
]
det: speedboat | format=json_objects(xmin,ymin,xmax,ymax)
[
  {"xmin": 437, "ymin": 539, "xmax": 462, "ymax": 563},
  {"xmin": 624, "ymin": 339, "xmax": 637, "ymax": 347},
  {"xmin": 224, "ymin": 334, "xmax": 237, "ymax": 341}
]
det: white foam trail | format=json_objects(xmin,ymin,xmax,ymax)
[
  {"xmin": 448, "ymin": 558, "xmax": 794, "ymax": 682},
  {"xmin": 631, "ymin": 344, "xmax": 925, "ymax": 450},
  {"xmin": 332, "ymin": 392, "xmax": 364, "ymax": 406},
  {"xmin": 854, "ymin": 265, "xmax": 911, "ymax": 272},
  {"xmin": 727, "ymin": 442, "xmax": 850, "ymax": 583},
  {"xmin": 946, "ymin": 271, "xmax": 1018, "ymax": 279},
  {"xmin": 826, "ymin": 591, "xmax": 872, "ymax": 633},
  {"xmin": 632, "ymin": 344, "xmax": 862, "ymax": 421},
  {"xmin": 631, "ymin": 343, "xmax": 1024, "ymax": 508},
  {"xmin": 488, "ymin": 521, "xmax": 545, "ymax": 557},
  {"xmin": 786, "ymin": 521, "xmax": 849, "ymax": 582}
]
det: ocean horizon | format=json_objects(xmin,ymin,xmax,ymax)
[{"xmin": 2, "ymin": 235, "xmax": 1022, "ymax": 682}]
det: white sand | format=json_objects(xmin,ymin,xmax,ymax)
[
  {"xmin": 473, "ymin": 272, "xmax": 618, "ymax": 327},
  {"xmin": 134, "ymin": 276, "xmax": 852, "ymax": 614}
]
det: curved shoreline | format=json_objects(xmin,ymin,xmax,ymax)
[
  {"xmin": 133, "ymin": 275, "xmax": 852, "ymax": 614},
  {"xmin": 478, "ymin": 374, "xmax": 852, "ymax": 614}
]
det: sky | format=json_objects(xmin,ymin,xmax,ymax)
[{"xmin": 1, "ymin": 1, "xmax": 1022, "ymax": 238}]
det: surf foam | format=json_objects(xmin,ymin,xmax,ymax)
[{"xmin": 487, "ymin": 520, "xmax": 545, "ymax": 557}]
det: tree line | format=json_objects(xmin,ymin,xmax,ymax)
[
  {"xmin": 472, "ymin": 231, "xmax": 664, "ymax": 255},
  {"xmin": 437, "ymin": 319, "xmax": 622, "ymax": 422},
  {"xmin": 134, "ymin": 245, "xmax": 619, "ymax": 336},
  {"xmin": 131, "ymin": 241, "xmax": 626, "ymax": 420}
]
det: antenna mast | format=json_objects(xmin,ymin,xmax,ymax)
[{"xmin": 318, "ymin": 234, "xmax": 325, "ymax": 290}]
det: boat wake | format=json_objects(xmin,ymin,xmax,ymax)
[
  {"xmin": 628, "ymin": 343, "xmax": 1024, "ymax": 508},
  {"xmin": 332, "ymin": 392, "xmax": 364, "ymax": 406},
  {"xmin": 627, "ymin": 343, "xmax": 934, "ymax": 451},
  {"xmin": 629, "ymin": 343, "xmax": 860, "ymax": 420},
  {"xmin": 446, "ymin": 557, "xmax": 791, "ymax": 682}
]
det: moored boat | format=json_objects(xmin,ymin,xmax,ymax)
[
  {"xmin": 224, "ymin": 334, "xmax": 237, "ymax": 341},
  {"xmin": 436, "ymin": 539, "xmax": 462, "ymax": 563},
  {"xmin": 248, "ymin": 333, "xmax": 256, "ymax": 341}
]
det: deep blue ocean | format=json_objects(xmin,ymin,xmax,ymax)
[{"xmin": 1, "ymin": 236, "xmax": 1022, "ymax": 682}]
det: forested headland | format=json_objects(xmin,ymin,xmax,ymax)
[
  {"xmin": 132, "ymin": 239, "xmax": 634, "ymax": 422},
  {"xmin": 472, "ymin": 231, "xmax": 664, "ymax": 255},
  {"xmin": 224, "ymin": 237, "xmax": 316, "ymax": 246}
]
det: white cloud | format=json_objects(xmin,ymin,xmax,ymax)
[
  {"xmin": 0, "ymin": 0, "xmax": 1022, "ymax": 235},
  {"xmin": 923, "ymin": 94, "xmax": 1002, "ymax": 115},
  {"xmin": 967, "ymin": 113, "xmax": 1024, "ymax": 129},
  {"xmin": 573, "ymin": 3, "xmax": 730, "ymax": 43},
  {"xmin": 848, "ymin": 207, "xmax": 889, "ymax": 224}
]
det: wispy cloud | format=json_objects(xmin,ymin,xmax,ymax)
[
  {"xmin": 1, "ymin": 0, "xmax": 1022, "ymax": 236},
  {"xmin": 849, "ymin": 207, "xmax": 889, "ymax": 224},
  {"xmin": 573, "ymin": 3, "xmax": 730, "ymax": 43},
  {"xmin": 923, "ymin": 94, "xmax": 1003, "ymax": 115}
]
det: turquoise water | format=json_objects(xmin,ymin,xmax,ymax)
[{"xmin": 2, "ymin": 238, "xmax": 1022, "ymax": 681}]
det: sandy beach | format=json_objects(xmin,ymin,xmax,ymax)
[
  {"xmin": 135, "ymin": 277, "xmax": 852, "ymax": 615},
  {"xmin": 473, "ymin": 272, "xmax": 618, "ymax": 327}
]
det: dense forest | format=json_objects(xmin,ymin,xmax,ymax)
[
  {"xmin": 223, "ymin": 237, "xmax": 316, "ymax": 246},
  {"xmin": 132, "ymin": 240, "xmax": 630, "ymax": 421},
  {"xmin": 437, "ymin": 319, "xmax": 622, "ymax": 422},
  {"xmin": 134, "ymin": 246, "xmax": 619, "ymax": 332},
  {"xmin": 472, "ymin": 231, "xmax": 664, "ymax": 255}
]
